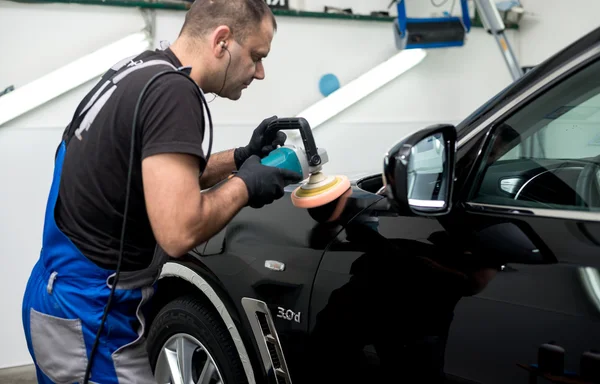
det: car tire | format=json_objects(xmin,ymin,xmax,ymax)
[{"xmin": 147, "ymin": 294, "xmax": 248, "ymax": 384}]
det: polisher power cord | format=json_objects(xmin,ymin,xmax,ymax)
[{"xmin": 82, "ymin": 68, "xmax": 214, "ymax": 384}]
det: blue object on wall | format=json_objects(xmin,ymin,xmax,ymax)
[
  {"xmin": 319, "ymin": 74, "xmax": 340, "ymax": 97},
  {"xmin": 394, "ymin": 0, "xmax": 471, "ymax": 50}
]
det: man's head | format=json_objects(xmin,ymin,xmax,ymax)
[{"xmin": 171, "ymin": 0, "xmax": 277, "ymax": 100}]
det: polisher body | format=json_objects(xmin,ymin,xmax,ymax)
[
  {"xmin": 261, "ymin": 146, "xmax": 307, "ymax": 179},
  {"xmin": 261, "ymin": 144, "xmax": 350, "ymax": 209},
  {"xmin": 260, "ymin": 144, "xmax": 328, "ymax": 180},
  {"xmin": 259, "ymin": 117, "xmax": 350, "ymax": 209}
]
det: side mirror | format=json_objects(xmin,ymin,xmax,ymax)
[{"xmin": 383, "ymin": 124, "xmax": 457, "ymax": 216}]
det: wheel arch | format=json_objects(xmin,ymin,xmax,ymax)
[{"xmin": 152, "ymin": 260, "xmax": 260, "ymax": 384}]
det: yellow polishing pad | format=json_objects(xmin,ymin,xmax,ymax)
[{"xmin": 291, "ymin": 174, "xmax": 350, "ymax": 208}]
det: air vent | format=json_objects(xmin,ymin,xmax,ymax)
[
  {"xmin": 266, "ymin": 340, "xmax": 281, "ymax": 369},
  {"xmin": 256, "ymin": 312, "xmax": 271, "ymax": 336},
  {"xmin": 242, "ymin": 298, "xmax": 292, "ymax": 384}
]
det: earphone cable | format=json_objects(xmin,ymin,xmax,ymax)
[{"xmin": 208, "ymin": 45, "xmax": 232, "ymax": 103}]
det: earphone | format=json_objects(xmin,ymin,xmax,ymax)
[{"xmin": 206, "ymin": 40, "xmax": 231, "ymax": 102}]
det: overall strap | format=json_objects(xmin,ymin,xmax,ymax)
[
  {"xmin": 59, "ymin": 54, "xmax": 137, "ymax": 148},
  {"xmin": 58, "ymin": 54, "xmax": 179, "ymax": 151}
]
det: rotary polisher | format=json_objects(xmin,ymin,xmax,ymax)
[{"xmin": 260, "ymin": 117, "xmax": 350, "ymax": 209}]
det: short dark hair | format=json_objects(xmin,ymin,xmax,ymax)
[{"xmin": 180, "ymin": 0, "xmax": 277, "ymax": 44}]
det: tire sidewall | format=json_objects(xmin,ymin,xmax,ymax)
[{"xmin": 147, "ymin": 297, "xmax": 247, "ymax": 384}]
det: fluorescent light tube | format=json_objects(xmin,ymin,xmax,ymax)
[
  {"xmin": 293, "ymin": 48, "xmax": 427, "ymax": 133},
  {"xmin": 0, "ymin": 31, "xmax": 151, "ymax": 127}
]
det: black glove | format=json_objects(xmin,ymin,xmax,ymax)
[
  {"xmin": 235, "ymin": 155, "xmax": 303, "ymax": 208},
  {"xmin": 234, "ymin": 115, "xmax": 287, "ymax": 169}
]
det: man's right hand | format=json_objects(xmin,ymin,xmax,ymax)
[{"xmin": 235, "ymin": 155, "xmax": 303, "ymax": 208}]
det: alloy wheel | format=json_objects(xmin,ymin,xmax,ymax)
[{"xmin": 154, "ymin": 333, "xmax": 224, "ymax": 384}]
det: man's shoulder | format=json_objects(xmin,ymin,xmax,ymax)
[
  {"xmin": 115, "ymin": 50, "xmax": 181, "ymax": 86},
  {"xmin": 121, "ymin": 64, "xmax": 200, "ymax": 98},
  {"xmin": 110, "ymin": 50, "xmax": 201, "ymax": 105}
]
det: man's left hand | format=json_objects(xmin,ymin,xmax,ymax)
[{"xmin": 234, "ymin": 115, "xmax": 287, "ymax": 169}]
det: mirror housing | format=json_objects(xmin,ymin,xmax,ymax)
[{"xmin": 383, "ymin": 124, "xmax": 457, "ymax": 216}]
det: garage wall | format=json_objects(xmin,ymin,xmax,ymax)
[
  {"xmin": 1, "ymin": 0, "xmax": 518, "ymax": 169},
  {"xmin": 0, "ymin": 0, "xmax": 594, "ymax": 369},
  {"xmin": 518, "ymin": 0, "xmax": 600, "ymax": 66},
  {"xmin": 516, "ymin": 0, "xmax": 600, "ymax": 158}
]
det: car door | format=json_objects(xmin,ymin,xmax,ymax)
[
  {"xmin": 305, "ymin": 174, "xmax": 482, "ymax": 384},
  {"xmin": 442, "ymin": 49, "xmax": 600, "ymax": 384}
]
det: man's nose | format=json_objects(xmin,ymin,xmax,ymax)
[{"xmin": 254, "ymin": 62, "xmax": 265, "ymax": 80}]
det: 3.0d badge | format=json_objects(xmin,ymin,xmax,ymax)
[{"xmin": 277, "ymin": 307, "xmax": 301, "ymax": 323}]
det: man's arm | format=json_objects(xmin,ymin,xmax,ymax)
[
  {"xmin": 142, "ymin": 152, "xmax": 248, "ymax": 258},
  {"xmin": 199, "ymin": 149, "xmax": 236, "ymax": 188},
  {"xmin": 142, "ymin": 152, "xmax": 302, "ymax": 258}
]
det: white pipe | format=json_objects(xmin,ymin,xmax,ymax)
[{"xmin": 0, "ymin": 31, "xmax": 152, "ymax": 127}]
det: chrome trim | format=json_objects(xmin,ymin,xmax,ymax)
[
  {"xmin": 514, "ymin": 166, "xmax": 583, "ymax": 200},
  {"xmin": 265, "ymin": 260, "xmax": 286, "ymax": 272},
  {"xmin": 500, "ymin": 177, "xmax": 523, "ymax": 194},
  {"xmin": 457, "ymin": 44, "xmax": 600, "ymax": 149},
  {"xmin": 579, "ymin": 267, "xmax": 600, "ymax": 315},
  {"xmin": 466, "ymin": 202, "xmax": 600, "ymax": 221},
  {"xmin": 241, "ymin": 298, "xmax": 292, "ymax": 384},
  {"xmin": 408, "ymin": 198, "xmax": 445, "ymax": 207},
  {"xmin": 159, "ymin": 263, "xmax": 256, "ymax": 384}
]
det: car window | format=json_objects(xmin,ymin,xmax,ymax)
[{"xmin": 468, "ymin": 59, "xmax": 600, "ymax": 212}]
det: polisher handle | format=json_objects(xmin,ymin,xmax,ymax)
[{"xmin": 264, "ymin": 117, "xmax": 321, "ymax": 167}]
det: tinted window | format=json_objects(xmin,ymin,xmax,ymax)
[{"xmin": 469, "ymin": 59, "xmax": 600, "ymax": 212}]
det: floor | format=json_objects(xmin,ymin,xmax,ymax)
[{"xmin": 0, "ymin": 365, "xmax": 37, "ymax": 384}]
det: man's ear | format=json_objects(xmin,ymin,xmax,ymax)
[{"xmin": 212, "ymin": 25, "xmax": 232, "ymax": 57}]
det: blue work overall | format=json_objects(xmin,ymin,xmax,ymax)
[{"xmin": 21, "ymin": 53, "xmax": 185, "ymax": 383}]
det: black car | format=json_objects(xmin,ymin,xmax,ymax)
[{"xmin": 144, "ymin": 26, "xmax": 600, "ymax": 384}]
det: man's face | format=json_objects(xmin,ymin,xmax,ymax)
[{"xmin": 220, "ymin": 16, "xmax": 274, "ymax": 100}]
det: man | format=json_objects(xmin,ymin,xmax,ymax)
[{"xmin": 21, "ymin": 1, "xmax": 301, "ymax": 383}]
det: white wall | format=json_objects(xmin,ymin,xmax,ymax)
[
  {"xmin": 0, "ymin": 0, "xmax": 594, "ymax": 369},
  {"xmin": 513, "ymin": 0, "xmax": 600, "ymax": 161},
  {"xmin": 518, "ymin": 0, "xmax": 600, "ymax": 66}
]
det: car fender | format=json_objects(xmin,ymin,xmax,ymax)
[{"xmin": 159, "ymin": 261, "xmax": 259, "ymax": 384}]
